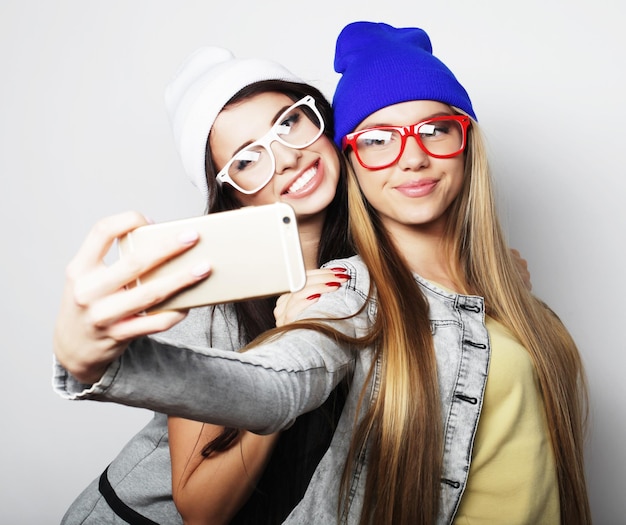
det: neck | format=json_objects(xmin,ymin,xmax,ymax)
[
  {"xmin": 297, "ymin": 212, "xmax": 325, "ymax": 270},
  {"xmin": 385, "ymin": 220, "xmax": 460, "ymax": 292}
]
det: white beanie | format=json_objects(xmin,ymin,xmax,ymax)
[{"xmin": 164, "ymin": 46, "xmax": 302, "ymax": 202}]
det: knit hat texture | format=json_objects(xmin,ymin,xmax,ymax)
[
  {"xmin": 332, "ymin": 21, "xmax": 476, "ymax": 146},
  {"xmin": 165, "ymin": 47, "xmax": 302, "ymax": 202}
]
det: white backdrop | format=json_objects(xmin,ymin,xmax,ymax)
[{"xmin": 1, "ymin": 1, "xmax": 624, "ymax": 523}]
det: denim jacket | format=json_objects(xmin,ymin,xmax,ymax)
[{"xmin": 54, "ymin": 255, "xmax": 490, "ymax": 524}]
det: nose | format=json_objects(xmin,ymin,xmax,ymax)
[
  {"xmin": 271, "ymin": 141, "xmax": 301, "ymax": 174},
  {"xmin": 397, "ymin": 135, "xmax": 430, "ymax": 171}
]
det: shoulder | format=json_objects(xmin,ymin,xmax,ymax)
[
  {"xmin": 317, "ymin": 255, "xmax": 375, "ymax": 329},
  {"xmin": 322, "ymin": 254, "xmax": 371, "ymax": 300},
  {"xmin": 151, "ymin": 303, "xmax": 244, "ymax": 350}
]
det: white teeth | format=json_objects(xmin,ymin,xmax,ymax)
[{"xmin": 287, "ymin": 164, "xmax": 317, "ymax": 193}]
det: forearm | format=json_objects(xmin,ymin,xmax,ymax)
[
  {"xmin": 57, "ymin": 329, "xmax": 353, "ymax": 433},
  {"xmin": 169, "ymin": 417, "xmax": 279, "ymax": 525},
  {"xmin": 55, "ymin": 277, "xmax": 365, "ymax": 432}
]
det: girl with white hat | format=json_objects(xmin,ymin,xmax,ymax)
[{"xmin": 55, "ymin": 47, "xmax": 354, "ymax": 525}]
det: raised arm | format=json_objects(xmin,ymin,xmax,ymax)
[
  {"xmin": 57, "ymin": 262, "xmax": 362, "ymax": 431},
  {"xmin": 53, "ymin": 211, "xmax": 211, "ymax": 384}
]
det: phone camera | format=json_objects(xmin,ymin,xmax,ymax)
[{"xmin": 282, "ymin": 216, "xmax": 291, "ymax": 224}]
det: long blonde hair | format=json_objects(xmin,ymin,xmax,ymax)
[
  {"xmin": 454, "ymin": 119, "xmax": 591, "ymax": 524},
  {"xmin": 250, "ymin": 117, "xmax": 591, "ymax": 524},
  {"xmin": 339, "ymin": 116, "xmax": 591, "ymax": 524}
]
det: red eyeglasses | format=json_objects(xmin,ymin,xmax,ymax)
[{"xmin": 342, "ymin": 115, "xmax": 471, "ymax": 170}]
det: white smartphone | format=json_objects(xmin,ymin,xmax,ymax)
[{"xmin": 117, "ymin": 202, "xmax": 306, "ymax": 312}]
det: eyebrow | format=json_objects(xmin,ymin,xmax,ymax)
[
  {"xmin": 358, "ymin": 111, "xmax": 454, "ymax": 131},
  {"xmin": 228, "ymin": 103, "xmax": 293, "ymax": 157}
]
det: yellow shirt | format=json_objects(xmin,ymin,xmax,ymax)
[{"xmin": 453, "ymin": 317, "xmax": 560, "ymax": 525}]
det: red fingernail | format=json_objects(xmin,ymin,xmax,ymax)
[
  {"xmin": 333, "ymin": 273, "xmax": 350, "ymax": 280},
  {"xmin": 328, "ymin": 267, "xmax": 346, "ymax": 272},
  {"xmin": 326, "ymin": 282, "xmax": 341, "ymax": 287},
  {"xmin": 306, "ymin": 293, "xmax": 321, "ymax": 300}
]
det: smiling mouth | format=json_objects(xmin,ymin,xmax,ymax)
[{"xmin": 284, "ymin": 161, "xmax": 319, "ymax": 194}]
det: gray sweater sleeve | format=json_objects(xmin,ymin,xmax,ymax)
[
  {"xmin": 53, "ymin": 267, "xmax": 369, "ymax": 434},
  {"xmin": 92, "ymin": 326, "xmax": 356, "ymax": 433}
]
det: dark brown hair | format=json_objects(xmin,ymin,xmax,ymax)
[
  {"xmin": 199, "ymin": 80, "xmax": 353, "ymax": 524},
  {"xmin": 203, "ymin": 80, "xmax": 352, "ymax": 343}
]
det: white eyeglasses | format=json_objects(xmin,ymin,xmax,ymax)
[{"xmin": 216, "ymin": 95, "xmax": 325, "ymax": 194}]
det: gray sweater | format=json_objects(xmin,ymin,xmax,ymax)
[{"xmin": 55, "ymin": 306, "xmax": 244, "ymax": 524}]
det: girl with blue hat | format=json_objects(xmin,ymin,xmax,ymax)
[{"xmin": 330, "ymin": 21, "xmax": 590, "ymax": 524}]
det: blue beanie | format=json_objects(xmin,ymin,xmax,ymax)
[{"xmin": 332, "ymin": 21, "xmax": 477, "ymax": 146}]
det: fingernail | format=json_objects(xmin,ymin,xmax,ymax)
[
  {"xmin": 191, "ymin": 261, "xmax": 211, "ymax": 277},
  {"xmin": 333, "ymin": 273, "xmax": 350, "ymax": 280},
  {"xmin": 306, "ymin": 293, "xmax": 321, "ymax": 300},
  {"xmin": 178, "ymin": 230, "xmax": 199, "ymax": 244},
  {"xmin": 325, "ymin": 282, "xmax": 341, "ymax": 287},
  {"xmin": 328, "ymin": 267, "xmax": 346, "ymax": 272}
]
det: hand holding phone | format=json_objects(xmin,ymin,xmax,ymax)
[{"xmin": 118, "ymin": 203, "xmax": 306, "ymax": 312}]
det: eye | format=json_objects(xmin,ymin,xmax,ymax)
[
  {"xmin": 356, "ymin": 129, "xmax": 395, "ymax": 148},
  {"xmin": 418, "ymin": 121, "xmax": 454, "ymax": 139},
  {"xmin": 230, "ymin": 149, "xmax": 261, "ymax": 173},
  {"xmin": 276, "ymin": 109, "xmax": 302, "ymax": 137}
]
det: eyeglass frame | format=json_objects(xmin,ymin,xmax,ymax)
[
  {"xmin": 215, "ymin": 95, "xmax": 325, "ymax": 195},
  {"xmin": 342, "ymin": 114, "xmax": 471, "ymax": 170}
]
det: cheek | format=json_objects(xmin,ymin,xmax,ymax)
[
  {"xmin": 235, "ymin": 185, "xmax": 280, "ymax": 207},
  {"xmin": 353, "ymin": 165, "xmax": 382, "ymax": 201},
  {"xmin": 448, "ymin": 160, "xmax": 466, "ymax": 193},
  {"xmin": 327, "ymin": 158, "xmax": 341, "ymax": 187},
  {"xmin": 315, "ymin": 139, "xmax": 341, "ymax": 183},
  {"xmin": 325, "ymin": 146, "xmax": 341, "ymax": 177}
]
